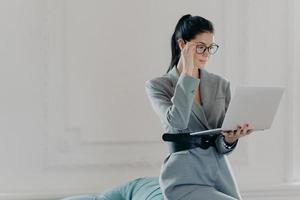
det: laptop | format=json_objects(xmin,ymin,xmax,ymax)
[{"xmin": 190, "ymin": 85, "xmax": 285, "ymax": 136}]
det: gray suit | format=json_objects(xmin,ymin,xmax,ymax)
[{"xmin": 145, "ymin": 67, "xmax": 242, "ymax": 200}]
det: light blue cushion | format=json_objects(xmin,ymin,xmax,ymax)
[{"xmin": 61, "ymin": 177, "xmax": 163, "ymax": 200}]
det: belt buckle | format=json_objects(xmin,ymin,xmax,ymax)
[{"xmin": 196, "ymin": 136, "xmax": 211, "ymax": 149}]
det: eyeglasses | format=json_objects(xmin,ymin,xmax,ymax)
[
  {"xmin": 184, "ymin": 40, "xmax": 219, "ymax": 55},
  {"xmin": 196, "ymin": 43, "xmax": 219, "ymax": 55}
]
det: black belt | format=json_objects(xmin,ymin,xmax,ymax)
[{"xmin": 162, "ymin": 133, "xmax": 219, "ymax": 153}]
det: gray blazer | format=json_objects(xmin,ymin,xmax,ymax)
[
  {"xmin": 145, "ymin": 66, "xmax": 238, "ymax": 155},
  {"xmin": 145, "ymin": 67, "xmax": 242, "ymax": 200}
]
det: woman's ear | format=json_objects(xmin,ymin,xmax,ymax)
[{"xmin": 177, "ymin": 39, "xmax": 185, "ymax": 50}]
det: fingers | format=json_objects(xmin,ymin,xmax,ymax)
[
  {"xmin": 240, "ymin": 123, "xmax": 253, "ymax": 136},
  {"xmin": 180, "ymin": 41, "xmax": 197, "ymax": 72},
  {"xmin": 182, "ymin": 42, "xmax": 196, "ymax": 56},
  {"xmin": 233, "ymin": 124, "xmax": 250, "ymax": 138},
  {"xmin": 223, "ymin": 125, "xmax": 241, "ymax": 138},
  {"xmin": 181, "ymin": 41, "xmax": 196, "ymax": 51},
  {"xmin": 178, "ymin": 39, "xmax": 195, "ymax": 50},
  {"xmin": 221, "ymin": 123, "xmax": 252, "ymax": 140},
  {"xmin": 235, "ymin": 125, "xmax": 242, "ymax": 135},
  {"xmin": 221, "ymin": 130, "xmax": 236, "ymax": 139}
]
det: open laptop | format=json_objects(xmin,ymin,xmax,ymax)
[{"xmin": 190, "ymin": 85, "xmax": 285, "ymax": 136}]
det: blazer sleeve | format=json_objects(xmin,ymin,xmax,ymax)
[
  {"xmin": 214, "ymin": 81, "xmax": 239, "ymax": 155},
  {"xmin": 145, "ymin": 73, "xmax": 200, "ymax": 130}
]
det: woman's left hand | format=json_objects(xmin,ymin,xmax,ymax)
[{"xmin": 221, "ymin": 123, "xmax": 254, "ymax": 144}]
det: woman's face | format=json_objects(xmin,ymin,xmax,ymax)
[{"xmin": 189, "ymin": 32, "xmax": 215, "ymax": 68}]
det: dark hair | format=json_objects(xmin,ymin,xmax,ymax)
[{"xmin": 167, "ymin": 14, "xmax": 214, "ymax": 73}]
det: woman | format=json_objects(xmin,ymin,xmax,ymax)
[{"xmin": 145, "ymin": 14, "xmax": 253, "ymax": 200}]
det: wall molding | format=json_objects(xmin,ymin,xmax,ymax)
[
  {"xmin": 42, "ymin": 0, "xmax": 163, "ymax": 171},
  {"xmin": 285, "ymin": 0, "xmax": 300, "ymax": 183}
]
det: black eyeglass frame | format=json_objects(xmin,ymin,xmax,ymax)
[{"xmin": 183, "ymin": 40, "xmax": 219, "ymax": 55}]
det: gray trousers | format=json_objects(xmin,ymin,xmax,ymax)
[{"xmin": 159, "ymin": 146, "xmax": 242, "ymax": 200}]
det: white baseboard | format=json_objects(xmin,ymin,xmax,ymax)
[
  {"xmin": 1, "ymin": 183, "xmax": 300, "ymax": 200},
  {"xmin": 0, "ymin": 191, "xmax": 95, "ymax": 200},
  {"xmin": 241, "ymin": 182, "xmax": 300, "ymax": 200}
]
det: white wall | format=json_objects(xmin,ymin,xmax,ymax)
[{"xmin": 0, "ymin": 0, "xmax": 299, "ymax": 199}]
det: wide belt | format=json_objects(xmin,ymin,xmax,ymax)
[{"xmin": 162, "ymin": 133, "xmax": 219, "ymax": 153}]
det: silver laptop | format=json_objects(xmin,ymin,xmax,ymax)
[{"xmin": 190, "ymin": 86, "xmax": 285, "ymax": 136}]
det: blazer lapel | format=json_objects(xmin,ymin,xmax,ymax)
[
  {"xmin": 191, "ymin": 101, "xmax": 210, "ymax": 129},
  {"xmin": 191, "ymin": 68, "xmax": 213, "ymax": 129},
  {"xmin": 199, "ymin": 68, "xmax": 218, "ymax": 109}
]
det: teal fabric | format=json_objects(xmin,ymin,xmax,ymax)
[{"xmin": 61, "ymin": 177, "xmax": 163, "ymax": 200}]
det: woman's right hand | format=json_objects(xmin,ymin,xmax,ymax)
[
  {"xmin": 178, "ymin": 41, "xmax": 197, "ymax": 78},
  {"xmin": 221, "ymin": 123, "xmax": 254, "ymax": 145}
]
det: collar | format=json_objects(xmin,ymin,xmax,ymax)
[{"xmin": 167, "ymin": 66, "xmax": 207, "ymax": 89}]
